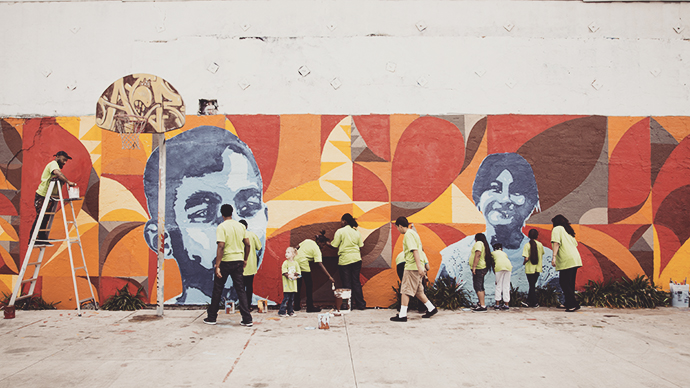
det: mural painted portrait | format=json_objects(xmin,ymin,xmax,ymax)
[
  {"xmin": 437, "ymin": 153, "xmax": 557, "ymax": 302},
  {"xmin": 143, "ymin": 126, "xmax": 268, "ymax": 304}
]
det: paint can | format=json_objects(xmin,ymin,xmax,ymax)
[
  {"xmin": 3, "ymin": 305, "xmax": 15, "ymax": 319},
  {"xmin": 318, "ymin": 313, "xmax": 330, "ymax": 330},
  {"xmin": 224, "ymin": 300, "xmax": 235, "ymax": 314},
  {"xmin": 257, "ymin": 299, "xmax": 268, "ymax": 313},
  {"xmin": 68, "ymin": 186, "xmax": 80, "ymax": 199},
  {"xmin": 670, "ymin": 284, "xmax": 689, "ymax": 307}
]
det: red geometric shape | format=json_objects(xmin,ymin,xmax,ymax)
[
  {"xmin": 575, "ymin": 244, "xmax": 604, "ymax": 290},
  {"xmin": 655, "ymin": 185, "xmax": 690, "ymax": 245},
  {"xmin": 652, "ymin": 135, "xmax": 690, "ymax": 217},
  {"xmin": 609, "ymin": 118, "xmax": 650, "ymax": 210},
  {"xmin": 0, "ymin": 193, "xmax": 17, "ymax": 216},
  {"xmin": 655, "ymin": 224, "xmax": 681, "ymax": 276},
  {"xmin": 102, "ymin": 174, "xmax": 146, "ymax": 210},
  {"xmin": 391, "ymin": 117, "xmax": 464, "ymax": 203},
  {"xmin": 584, "ymin": 243, "xmax": 628, "ymax": 282},
  {"xmin": 254, "ymin": 230, "xmax": 291, "ymax": 302},
  {"xmin": 423, "ymin": 223, "xmax": 466, "ymax": 247},
  {"xmin": 227, "ymin": 115, "xmax": 281, "ymax": 195},
  {"xmin": 488, "ymin": 115, "xmax": 587, "ymax": 154},
  {"xmin": 585, "ymin": 224, "xmax": 646, "ymax": 251},
  {"xmin": 353, "ymin": 115, "xmax": 391, "ymax": 161},
  {"xmin": 321, "ymin": 115, "xmax": 347, "ymax": 153},
  {"xmin": 353, "ymin": 163, "xmax": 389, "ymax": 202}
]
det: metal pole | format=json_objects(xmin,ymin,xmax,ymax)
[{"xmin": 156, "ymin": 133, "xmax": 166, "ymax": 316}]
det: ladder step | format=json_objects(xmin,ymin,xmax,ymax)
[
  {"xmin": 32, "ymin": 244, "xmax": 54, "ymax": 249},
  {"xmin": 27, "ymin": 261, "xmax": 43, "ymax": 266},
  {"xmin": 15, "ymin": 294, "xmax": 35, "ymax": 301},
  {"xmin": 73, "ymin": 266, "xmax": 85, "ymax": 271},
  {"xmin": 44, "ymin": 212, "xmax": 56, "ymax": 215},
  {"xmin": 79, "ymin": 298, "xmax": 94, "ymax": 304},
  {"xmin": 38, "ymin": 229, "xmax": 52, "ymax": 232},
  {"xmin": 21, "ymin": 277, "xmax": 38, "ymax": 284}
]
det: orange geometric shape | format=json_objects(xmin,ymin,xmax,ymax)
[
  {"xmin": 0, "ymin": 217, "xmax": 18, "ymax": 241},
  {"xmin": 653, "ymin": 116, "xmax": 690, "ymax": 143},
  {"xmin": 579, "ymin": 225, "xmax": 646, "ymax": 278},
  {"xmin": 615, "ymin": 194, "xmax": 653, "ymax": 224},
  {"xmin": 608, "ymin": 117, "xmax": 650, "ymax": 212},
  {"xmin": 270, "ymin": 204, "xmax": 354, "ymax": 237},
  {"xmin": 101, "ymin": 225, "xmax": 149, "ymax": 277},
  {"xmin": 357, "ymin": 203, "xmax": 391, "ymax": 224},
  {"xmin": 353, "ymin": 163, "xmax": 389, "ymax": 202},
  {"xmin": 453, "ymin": 132, "xmax": 488, "ymax": 199},
  {"xmin": 0, "ymin": 244, "xmax": 18, "ymax": 274},
  {"xmin": 390, "ymin": 114, "xmax": 419, "ymax": 157},
  {"xmin": 607, "ymin": 117, "xmax": 647, "ymax": 159},
  {"xmin": 362, "ymin": 268, "xmax": 398, "ymax": 308}
]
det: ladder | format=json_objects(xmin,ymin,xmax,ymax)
[{"xmin": 8, "ymin": 179, "xmax": 97, "ymax": 316}]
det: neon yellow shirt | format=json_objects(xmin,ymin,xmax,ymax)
[
  {"xmin": 492, "ymin": 250, "xmax": 512, "ymax": 272},
  {"xmin": 551, "ymin": 226, "xmax": 583, "ymax": 271},
  {"xmin": 331, "ymin": 225, "xmax": 363, "ymax": 266},
  {"xmin": 216, "ymin": 219, "xmax": 246, "ymax": 262},
  {"xmin": 469, "ymin": 241, "xmax": 487, "ymax": 270},
  {"xmin": 36, "ymin": 160, "xmax": 60, "ymax": 197},
  {"xmin": 522, "ymin": 240, "xmax": 544, "ymax": 274},
  {"xmin": 242, "ymin": 230, "xmax": 262, "ymax": 276},
  {"xmin": 295, "ymin": 239, "xmax": 322, "ymax": 272},
  {"xmin": 281, "ymin": 259, "xmax": 301, "ymax": 293},
  {"xmin": 403, "ymin": 229, "xmax": 424, "ymax": 271}
]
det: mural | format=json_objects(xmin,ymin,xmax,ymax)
[{"xmin": 1, "ymin": 114, "xmax": 689, "ymax": 309}]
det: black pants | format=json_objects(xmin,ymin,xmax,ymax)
[
  {"xmin": 207, "ymin": 261, "xmax": 252, "ymax": 323},
  {"xmin": 526, "ymin": 272, "xmax": 540, "ymax": 307},
  {"xmin": 243, "ymin": 275, "xmax": 254, "ymax": 309},
  {"xmin": 295, "ymin": 271, "xmax": 315, "ymax": 310},
  {"xmin": 30, "ymin": 193, "xmax": 56, "ymax": 242},
  {"xmin": 558, "ymin": 267, "xmax": 580, "ymax": 309},
  {"xmin": 339, "ymin": 261, "xmax": 366, "ymax": 309}
]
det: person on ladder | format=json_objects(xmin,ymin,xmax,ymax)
[{"xmin": 30, "ymin": 151, "xmax": 77, "ymax": 246}]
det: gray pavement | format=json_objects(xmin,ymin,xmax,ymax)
[{"xmin": 1, "ymin": 306, "xmax": 689, "ymax": 388}]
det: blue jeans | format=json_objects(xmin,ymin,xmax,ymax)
[{"xmin": 279, "ymin": 292, "xmax": 295, "ymax": 315}]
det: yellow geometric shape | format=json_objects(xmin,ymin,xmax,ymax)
[
  {"xmin": 81, "ymin": 140, "xmax": 101, "ymax": 154},
  {"xmin": 0, "ymin": 245, "xmax": 18, "ymax": 273},
  {"xmin": 271, "ymin": 181, "xmax": 339, "ymax": 202},
  {"xmin": 409, "ymin": 185, "xmax": 452, "ymax": 224},
  {"xmin": 615, "ymin": 193, "xmax": 653, "ymax": 224},
  {"xmin": 342, "ymin": 124, "xmax": 352, "ymax": 140},
  {"xmin": 0, "ymin": 171, "xmax": 17, "ymax": 191},
  {"xmin": 653, "ymin": 225, "xmax": 661, "ymax": 283},
  {"xmin": 225, "ymin": 118, "xmax": 239, "ymax": 137},
  {"xmin": 0, "ymin": 218, "xmax": 19, "ymax": 241},
  {"xmin": 91, "ymin": 156, "xmax": 102, "ymax": 176},
  {"xmin": 329, "ymin": 140, "xmax": 351, "ymax": 159},
  {"xmin": 607, "ymin": 117, "xmax": 646, "ymax": 160},
  {"xmin": 55, "ymin": 117, "xmax": 81, "ymax": 138},
  {"xmin": 265, "ymin": 200, "xmax": 343, "ymax": 235},
  {"xmin": 79, "ymin": 116, "xmax": 98, "ymax": 139},
  {"xmin": 321, "ymin": 162, "xmax": 346, "ymax": 176},
  {"xmin": 81, "ymin": 124, "xmax": 102, "ymax": 142},
  {"xmin": 99, "ymin": 176, "xmax": 149, "ymax": 222},
  {"xmin": 579, "ymin": 226, "xmax": 646, "ymax": 278},
  {"xmin": 0, "ymin": 275, "xmax": 17, "ymax": 296},
  {"xmin": 324, "ymin": 180, "xmax": 352, "ymax": 200},
  {"xmin": 319, "ymin": 180, "xmax": 351, "ymax": 203},
  {"xmin": 658, "ymin": 237, "xmax": 690, "ymax": 291},
  {"xmin": 451, "ymin": 184, "xmax": 485, "ymax": 224}
]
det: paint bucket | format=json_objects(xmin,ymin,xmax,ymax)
[
  {"xmin": 224, "ymin": 300, "xmax": 235, "ymax": 314},
  {"xmin": 670, "ymin": 284, "xmax": 689, "ymax": 307},
  {"xmin": 318, "ymin": 313, "xmax": 330, "ymax": 330},
  {"xmin": 257, "ymin": 299, "xmax": 268, "ymax": 313},
  {"xmin": 68, "ymin": 186, "xmax": 80, "ymax": 199},
  {"xmin": 3, "ymin": 305, "xmax": 15, "ymax": 319}
]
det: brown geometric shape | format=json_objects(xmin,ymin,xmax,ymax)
[
  {"xmin": 583, "ymin": 243, "xmax": 629, "ymax": 281},
  {"xmin": 461, "ymin": 117, "xmax": 486, "ymax": 175},
  {"xmin": 654, "ymin": 184, "xmax": 690, "ymax": 245},
  {"xmin": 391, "ymin": 202, "xmax": 429, "ymax": 221}
]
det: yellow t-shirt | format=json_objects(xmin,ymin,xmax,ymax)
[
  {"xmin": 281, "ymin": 259, "xmax": 301, "ymax": 293},
  {"xmin": 522, "ymin": 240, "xmax": 544, "ymax": 274},
  {"xmin": 492, "ymin": 250, "xmax": 512, "ymax": 272},
  {"xmin": 215, "ymin": 219, "xmax": 247, "ymax": 262},
  {"xmin": 468, "ymin": 241, "xmax": 487, "ymax": 270},
  {"xmin": 242, "ymin": 230, "xmax": 262, "ymax": 276},
  {"xmin": 396, "ymin": 250, "xmax": 428, "ymax": 266},
  {"xmin": 403, "ymin": 229, "xmax": 424, "ymax": 271},
  {"xmin": 295, "ymin": 239, "xmax": 322, "ymax": 272},
  {"xmin": 551, "ymin": 226, "xmax": 583, "ymax": 271},
  {"xmin": 331, "ymin": 225, "xmax": 363, "ymax": 266},
  {"xmin": 36, "ymin": 160, "xmax": 60, "ymax": 197}
]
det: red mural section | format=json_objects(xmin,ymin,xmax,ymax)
[{"xmin": 1, "ymin": 114, "xmax": 690, "ymax": 309}]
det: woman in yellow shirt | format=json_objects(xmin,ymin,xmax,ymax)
[
  {"xmin": 522, "ymin": 229, "xmax": 544, "ymax": 308},
  {"xmin": 550, "ymin": 215, "xmax": 583, "ymax": 312},
  {"xmin": 331, "ymin": 213, "xmax": 366, "ymax": 310}
]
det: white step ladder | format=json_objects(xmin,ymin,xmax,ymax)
[{"xmin": 8, "ymin": 179, "xmax": 97, "ymax": 316}]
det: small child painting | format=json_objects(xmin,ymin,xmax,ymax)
[{"xmin": 279, "ymin": 247, "xmax": 301, "ymax": 317}]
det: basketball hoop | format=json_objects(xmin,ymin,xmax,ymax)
[{"xmin": 114, "ymin": 113, "xmax": 148, "ymax": 149}]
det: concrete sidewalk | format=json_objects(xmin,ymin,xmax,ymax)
[{"xmin": 1, "ymin": 306, "xmax": 688, "ymax": 388}]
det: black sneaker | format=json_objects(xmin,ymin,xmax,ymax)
[
  {"xmin": 306, "ymin": 307, "xmax": 322, "ymax": 313},
  {"xmin": 240, "ymin": 321, "xmax": 253, "ymax": 327},
  {"xmin": 390, "ymin": 314, "xmax": 407, "ymax": 322},
  {"xmin": 493, "ymin": 305, "xmax": 500, "ymax": 310},
  {"xmin": 472, "ymin": 306, "xmax": 487, "ymax": 312},
  {"xmin": 421, "ymin": 308, "xmax": 438, "ymax": 318},
  {"xmin": 203, "ymin": 317, "xmax": 216, "ymax": 325},
  {"xmin": 500, "ymin": 305, "xmax": 510, "ymax": 311}
]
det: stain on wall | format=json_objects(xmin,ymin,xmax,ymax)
[{"xmin": 1, "ymin": 115, "xmax": 689, "ymax": 309}]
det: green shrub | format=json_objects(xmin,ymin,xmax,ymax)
[
  {"xmin": 506, "ymin": 284, "xmax": 562, "ymax": 307},
  {"xmin": 390, "ymin": 276, "xmax": 472, "ymax": 310},
  {"xmin": 576, "ymin": 275, "xmax": 669, "ymax": 308},
  {"xmin": 1, "ymin": 292, "xmax": 60, "ymax": 310},
  {"xmin": 101, "ymin": 285, "xmax": 146, "ymax": 311}
]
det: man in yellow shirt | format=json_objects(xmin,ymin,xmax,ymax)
[
  {"xmin": 239, "ymin": 219, "xmax": 262, "ymax": 311},
  {"xmin": 31, "ymin": 151, "xmax": 77, "ymax": 245},
  {"xmin": 204, "ymin": 204, "xmax": 253, "ymax": 326}
]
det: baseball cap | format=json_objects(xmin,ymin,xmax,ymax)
[{"xmin": 54, "ymin": 151, "xmax": 72, "ymax": 159}]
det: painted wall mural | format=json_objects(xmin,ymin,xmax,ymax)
[{"xmin": 1, "ymin": 114, "xmax": 689, "ymax": 309}]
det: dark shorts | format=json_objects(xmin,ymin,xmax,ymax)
[{"xmin": 472, "ymin": 268, "xmax": 488, "ymax": 292}]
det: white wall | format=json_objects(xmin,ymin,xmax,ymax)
[{"xmin": 1, "ymin": 0, "xmax": 689, "ymax": 117}]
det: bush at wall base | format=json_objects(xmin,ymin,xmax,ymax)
[
  {"xmin": 0, "ymin": 292, "xmax": 60, "ymax": 310},
  {"xmin": 576, "ymin": 275, "xmax": 669, "ymax": 308},
  {"xmin": 100, "ymin": 285, "xmax": 146, "ymax": 311}
]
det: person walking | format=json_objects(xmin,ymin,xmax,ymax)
[
  {"xmin": 204, "ymin": 204, "xmax": 253, "ymax": 326},
  {"xmin": 31, "ymin": 151, "xmax": 77, "ymax": 245},
  {"xmin": 470, "ymin": 233, "xmax": 494, "ymax": 312},
  {"xmin": 522, "ymin": 229, "xmax": 544, "ymax": 307},
  {"xmin": 293, "ymin": 239, "xmax": 336, "ymax": 313},
  {"xmin": 239, "ymin": 219, "xmax": 262, "ymax": 312},
  {"xmin": 390, "ymin": 216, "xmax": 437, "ymax": 322},
  {"xmin": 492, "ymin": 243, "xmax": 512, "ymax": 310},
  {"xmin": 550, "ymin": 215, "xmax": 583, "ymax": 312},
  {"xmin": 330, "ymin": 213, "xmax": 366, "ymax": 310}
]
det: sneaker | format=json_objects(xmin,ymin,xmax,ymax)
[
  {"xmin": 306, "ymin": 307, "xmax": 322, "ymax": 313},
  {"xmin": 421, "ymin": 308, "xmax": 438, "ymax": 318},
  {"xmin": 493, "ymin": 305, "xmax": 500, "ymax": 310},
  {"xmin": 288, "ymin": 312, "xmax": 295, "ymax": 316},
  {"xmin": 278, "ymin": 313, "xmax": 288, "ymax": 317},
  {"xmin": 521, "ymin": 301, "xmax": 529, "ymax": 307},
  {"xmin": 530, "ymin": 304, "xmax": 540, "ymax": 308},
  {"xmin": 390, "ymin": 314, "xmax": 407, "ymax": 322},
  {"xmin": 240, "ymin": 321, "xmax": 253, "ymax": 327},
  {"xmin": 472, "ymin": 306, "xmax": 487, "ymax": 312},
  {"xmin": 565, "ymin": 306, "xmax": 581, "ymax": 312},
  {"xmin": 500, "ymin": 305, "xmax": 510, "ymax": 311},
  {"xmin": 203, "ymin": 317, "xmax": 216, "ymax": 325}
]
